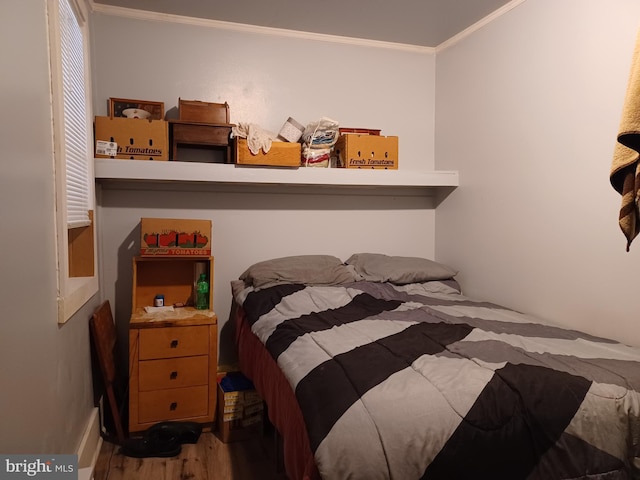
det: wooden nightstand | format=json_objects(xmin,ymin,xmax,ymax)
[{"xmin": 128, "ymin": 256, "xmax": 217, "ymax": 434}]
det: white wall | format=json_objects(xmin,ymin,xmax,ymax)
[
  {"xmin": 91, "ymin": 13, "xmax": 438, "ymax": 363},
  {"xmin": 0, "ymin": 0, "xmax": 99, "ymax": 454},
  {"xmin": 436, "ymin": 0, "xmax": 640, "ymax": 345},
  {"xmin": 90, "ymin": 14, "xmax": 435, "ymax": 169}
]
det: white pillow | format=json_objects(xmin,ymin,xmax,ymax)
[
  {"xmin": 346, "ymin": 253, "xmax": 457, "ymax": 284},
  {"xmin": 240, "ymin": 255, "xmax": 358, "ymax": 288}
]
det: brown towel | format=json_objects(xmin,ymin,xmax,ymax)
[{"xmin": 611, "ymin": 29, "xmax": 640, "ymax": 251}]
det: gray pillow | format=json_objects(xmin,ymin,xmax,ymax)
[
  {"xmin": 240, "ymin": 255, "xmax": 358, "ymax": 288},
  {"xmin": 346, "ymin": 253, "xmax": 457, "ymax": 284}
]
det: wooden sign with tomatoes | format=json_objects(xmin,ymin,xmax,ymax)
[{"xmin": 140, "ymin": 218, "xmax": 211, "ymax": 256}]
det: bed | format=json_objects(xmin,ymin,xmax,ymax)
[{"xmin": 231, "ymin": 253, "xmax": 640, "ymax": 480}]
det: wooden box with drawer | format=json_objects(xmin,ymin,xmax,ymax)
[{"xmin": 128, "ymin": 256, "xmax": 217, "ymax": 433}]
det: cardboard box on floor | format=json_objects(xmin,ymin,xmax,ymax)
[{"xmin": 217, "ymin": 373, "xmax": 264, "ymax": 443}]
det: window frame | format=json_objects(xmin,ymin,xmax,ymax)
[{"xmin": 48, "ymin": 0, "xmax": 98, "ymax": 323}]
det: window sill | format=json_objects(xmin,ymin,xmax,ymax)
[{"xmin": 58, "ymin": 275, "xmax": 99, "ymax": 324}]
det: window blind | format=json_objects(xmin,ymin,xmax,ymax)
[{"xmin": 59, "ymin": 0, "xmax": 90, "ymax": 228}]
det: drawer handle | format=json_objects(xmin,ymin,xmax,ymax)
[
  {"xmin": 170, "ymin": 339, "xmax": 179, "ymax": 348},
  {"xmin": 170, "ymin": 371, "xmax": 178, "ymax": 380},
  {"xmin": 170, "ymin": 402, "xmax": 178, "ymax": 411}
]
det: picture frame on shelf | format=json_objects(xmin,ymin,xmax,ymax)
[{"xmin": 108, "ymin": 97, "xmax": 164, "ymax": 120}]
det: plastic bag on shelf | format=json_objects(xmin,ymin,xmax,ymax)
[
  {"xmin": 301, "ymin": 117, "xmax": 339, "ymax": 149},
  {"xmin": 301, "ymin": 146, "xmax": 331, "ymax": 168}
]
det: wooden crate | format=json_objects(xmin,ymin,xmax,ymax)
[
  {"xmin": 235, "ymin": 138, "xmax": 301, "ymax": 167},
  {"xmin": 131, "ymin": 256, "xmax": 214, "ymax": 311},
  {"xmin": 216, "ymin": 375, "xmax": 263, "ymax": 443},
  {"xmin": 338, "ymin": 127, "xmax": 381, "ymax": 136},
  {"xmin": 140, "ymin": 217, "xmax": 211, "ymax": 257},
  {"xmin": 94, "ymin": 116, "xmax": 168, "ymax": 160},
  {"xmin": 179, "ymin": 98, "xmax": 230, "ymax": 124},
  {"xmin": 333, "ymin": 134, "xmax": 398, "ymax": 169}
]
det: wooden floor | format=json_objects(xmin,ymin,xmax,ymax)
[{"xmin": 94, "ymin": 431, "xmax": 288, "ymax": 480}]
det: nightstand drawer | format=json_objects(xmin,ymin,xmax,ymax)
[
  {"xmin": 138, "ymin": 385, "xmax": 209, "ymax": 423},
  {"xmin": 139, "ymin": 355, "xmax": 209, "ymax": 391},
  {"xmin": 139, "ymin": 325, "xmax": 209, "ymax": 359}
]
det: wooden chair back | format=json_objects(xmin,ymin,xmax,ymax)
[{"xmin": 90, "ymin": 300, "xmax": 126, "ymax": 444}]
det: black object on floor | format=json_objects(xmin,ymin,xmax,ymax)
[
  {"xmin": 120, "ymin": 432, "xmax": 181, "ymax": 458},
  {"xmin": 119, "ymin": 421, "xmax": 203, "ymax": 458},
  {"xmin": 145, "ymin": 421, "xmax": 203, "ymax": 444}
]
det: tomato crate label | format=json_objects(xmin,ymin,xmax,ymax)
[{"xmin": 140, "ymin": 218, "xmax": 211, "ymax": 257}]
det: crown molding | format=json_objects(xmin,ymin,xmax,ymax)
[
  {"xmin": 89, "ymin": 1, "xmax": 435, "ymax": 54},
  {"xmin": 436, "ymin": 0, "xmax": 527, "ymax": 53}
]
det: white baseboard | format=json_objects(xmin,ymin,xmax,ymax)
[{"xmin": 76, "ymin": 407, "xmax": 103, "ymax": 480}]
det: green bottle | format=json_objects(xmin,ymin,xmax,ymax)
[{"xmin": 196, "ymin": 273, "xmax": 209, "ymax": 310}]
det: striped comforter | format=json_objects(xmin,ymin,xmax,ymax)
[{"xmin": 233, "ymin": 279, "xmax": 640, "ymax": 479}]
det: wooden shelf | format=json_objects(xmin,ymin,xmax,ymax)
[{"xmin": 94, "ymin": 159, "xmax": 458, "ymax": 198}]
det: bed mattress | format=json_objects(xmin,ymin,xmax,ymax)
[{"xmin": 232, "ymin": 278, "xmax": 640, "ymax": 479}]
